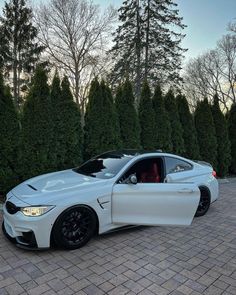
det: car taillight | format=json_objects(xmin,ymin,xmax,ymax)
[{"xmin": 212, "ymin": 170, "xmax": 217, "ymax": 178}]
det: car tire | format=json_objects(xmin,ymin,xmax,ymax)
[
  {"xmin": 195, "ymin": 187, "xmax": 211, "ymax": 217},
  {"xmin": 52, "ymin": 205, "xmax": 97, "ymax": 250}
]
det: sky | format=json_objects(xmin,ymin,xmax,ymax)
[{"xmin": 0, "ymin": 0, "xmax": 235, "ymax": 62}]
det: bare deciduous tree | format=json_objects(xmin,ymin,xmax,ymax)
[
  {"xmin": 183, "ymin": 34, "xmax": 236, "ymax": 111},
  {"xmin": 35, "ymin": 0, "xmax": 116, "ymax": 119}
]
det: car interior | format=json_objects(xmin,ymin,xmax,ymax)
[{"xmin": 121, "ymin": 158, "xmax": 164, "ymax": 183}]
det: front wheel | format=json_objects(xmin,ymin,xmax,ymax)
[
  {"xmin": 195, "ymin": 188, "xmax": 211, "ymax": 217},
  {"xmin": 52, "ymin": 205, "xmax": 97, "ymax": 249}
]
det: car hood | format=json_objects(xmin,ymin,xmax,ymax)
[{"xmin": 12, "ymin": 169, "xmax": 104, "ymax": 200}]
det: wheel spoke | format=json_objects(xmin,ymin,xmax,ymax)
[
  {"xmin": 197, "ymin": 194, "xmax": 210, "ymax": 214},
  {"xmin": 60, "ymin": 208, "xmax": 92, "ymax": 246}
]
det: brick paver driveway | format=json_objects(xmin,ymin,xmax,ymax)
[{"xmin": 0, "ymin": 181, "xmax": 236, "ymax": 295}]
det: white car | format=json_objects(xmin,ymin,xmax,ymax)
[{"xmin": 2, "ymin": 150, "xmax": 219, "ymax": 250}]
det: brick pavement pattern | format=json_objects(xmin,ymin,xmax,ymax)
[{"xmin": 0, "ymin": 181, "xmax": 236, "ymax": 295}]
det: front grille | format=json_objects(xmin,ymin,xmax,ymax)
[{"xmin": 6, "ymin": 201, "xmax": 20, "ymax": 215}]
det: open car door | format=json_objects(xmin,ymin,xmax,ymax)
[{"xmin": 112, "ymin": 182, "xmax": 200, "ymax": 226}]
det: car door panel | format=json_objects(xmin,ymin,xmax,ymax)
[{"xmin": 112, "ymin": 183, "xmax": 200, "ymax": 226}]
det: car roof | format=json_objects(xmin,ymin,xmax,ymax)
[
  {"xmin": 100, "ymin": 149, "xmax": 161, "ymax": 157},
  {"xmin": 100, "ymin": 150, "xmax": 189, "ymax": 160}
]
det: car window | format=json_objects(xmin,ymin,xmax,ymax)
[
  {"xmin": 119, "ymin": 158, "xmax": 163, "ymax": 183},
  {"xmin": 165, "ymin": 157, "xmax": 192, "ymax": 174}
]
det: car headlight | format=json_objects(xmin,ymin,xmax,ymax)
[{"xmin": 21, "ymin": 206, "xmax": 55, "ymax": 217}]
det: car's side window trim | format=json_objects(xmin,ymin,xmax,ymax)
[{"xmin": 164, "ymin": 156, "xmax": 193, "ymax": 175}]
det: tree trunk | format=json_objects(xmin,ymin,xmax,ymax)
[
  {"xmin": 13, "ymin": 59, "xmax": 18, "ymax": 108},
  {"xmin": 13, "ymin": 18, "xmax": 19, "ymax": 109},
  {"xmin": 144, "ymin": 0, "xmax": 150, "ymax": 80},
  {"xmin": 17, "ymin": 66, "xmax": 21, "ymax": 105},
  {"xmin": 75, "ymin": 73, "xmax": 79, "ymax": 105}
]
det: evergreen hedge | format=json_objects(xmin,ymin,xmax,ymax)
[
  {"xmin": 165, "ymin": 90, "xmax": 185, "ymax": 155},
  {"xmin": 115, "ymin": 79, "xmax": 140, "ymax": 149},
  {"xmin": 50, "ymin": 74, "xmax": 83, "ymax": 169},
  {"xmin": 19, "ymin": 66, "xmax": 54, "ymax": 180},
  {"xmin": 84, "ymin": 79, "xmax": 121, "ymax": 159},
  {"xmin": 139, "ymin": 81, "xmax": 157, "ymax": 150},
  {"xmin": 211, "ymin": 95, "xmax": 231, "ymax": 177},
  {"xmin": 177, "ymin": 94, "xmax": 199, "ymax": 159},
  {"xmin": 195, "ymin": 99, "xmax": 218, "ymax": 168},
  {"xmin": 0, "ymin": 73, "xmax": 20, "ymax": 193},
  {"xmin": 152, "ymin": 84, "xmax": 172, "ymax": 152}
]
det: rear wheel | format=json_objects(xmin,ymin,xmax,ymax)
[
  {"xmin": 52, "ymin": 205, "xmax": 97, "ymax": 249},
  {"xmin": 195, "ymin": 187, "xmax": 211, "ymax": 217}
]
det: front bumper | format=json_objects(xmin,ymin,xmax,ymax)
[
  {"xmin": 2, "ymin": 221, "xmax": 39, "ymax": 250},
  {"xmin": 2, "ymin": 196, "xmax": 57, "ymax": 249}
]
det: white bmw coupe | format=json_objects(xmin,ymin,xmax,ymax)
[{"xmin": 2, "ymin": 150, "xmax": 219, "ymax": 250}]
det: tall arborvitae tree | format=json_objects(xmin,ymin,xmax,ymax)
[
  {"xmin": 110, "ymin": 0, "xmax": 186, "ymax": 99},
  {"xmin": 176, "ymin": 94, "xmax": 199, "ymax": 159},
  {"xmin": 152, "ymin": 84, "xmax": 172, "ymax": 152},
  {"xmin": 50, "ymin": 72, "xmax": 62, "ymax": 169},
  {"xmin": 115, "ymin": 79, "xmax": 140, "ymax": 148},
  {"xmin": 54, "ymin": 76, "xmax": 83, "ymax": 169},
  {"xmin": 211, "ymin": 95, "xmax": 231, "ymax": 177},
  {"xmin": 0, "ymin": 0, "xmax": 44, "ymax": 107},
  {"xmin": 84, "ymin": 79, "xmax": 121, "ymax": 159},
  {"xmin": 195, "ymin": 99, "xmax": 217, "ymax": 168},
  {"xmin": 228, "ymin": 103, "xmax": 236, "ymax": 174},
  {"xmin": 84, "ymin": 78, "xmax": 101, "ymax": 159},
  {"xmin": 139, "ymin": 80, "xmax": 156, "ymax": 149},
  {"xmin": 165, "ymin": 90, "xmax": 185, "ymax": 155},
  {"xmin": 20, "ymin": 66, "xmax": 53, "ymax": 180},
  {"xmin": 0, "ymin": 73, "xmax": 20, "ymax": 193}
]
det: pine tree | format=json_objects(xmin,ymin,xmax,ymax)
[
  {"xmin": 176, "ymin": 94, "xmax": 199, "ymax": 159},
  {"xmin": 195, "ymin": 99, "xmax": 217, "ymax": 168},
  {"xmin": 115, "ymin": 79, "xmax": 140, "ymax": 148},
  {"xmin": 110, "ymin": 1, "xmax": 142, "ymax": 98},
  {"xmin": 165, "ymin": 90, "xmax": 185, "ymax": 155},
  {"xmin": 228, "ymin": 103, "xmax": 236, "ymax": 174},
  {"xmin": 152, "ymin": 84, "xmax": 172, "ymax": 152},
  {"xmin": 143, "ymin": 0, "xmax": 186, "ymax": 83},
  {"xmin": 139, "ymin": 80, "xmax": 156, "ymax": 149},
  {"xmin": 211, "ymin": 95, "xmax": 231, "ymax": 177},
  {"xmin": 0, "ymin": 73, "xmax": 20, "ymax": 193},
  {"xmin": 110, "ymin": 0, "xmax": 186, "ymax": 98},
  {"xmin": 0, "ymin": 0, "xmax": 44, "ymax": 107},
  {"xmin": 84, "ymin": 79, "xmax": 121, "ymax": 159},
  {"xmin": 20, "ymin": 66, "xmax": 53, "ymax": 180}
]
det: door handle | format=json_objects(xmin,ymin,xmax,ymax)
[{"xmin": 178, "ymin": 188, "xmax": 194, "ymax": 193}]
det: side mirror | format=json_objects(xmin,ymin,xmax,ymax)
[
  {"xmin": 120, "ymin": 174, "xmax": 138, "ymax": 184},
  {"xmin": 128, "ymin": 174, "xmax": 137, "ymax": 185}
]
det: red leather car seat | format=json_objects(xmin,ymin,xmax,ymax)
[{"xmin": 140, "ymin": 163, "xmax": 160, "ymax": 183}]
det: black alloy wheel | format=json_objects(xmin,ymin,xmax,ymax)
[
  {"xmin": 52, "ymin": 205, "xmax": 97, "ymax": 249},
  {"xmin": 195, "ymin": 188, "xmax": 211, "ymax": 217}
]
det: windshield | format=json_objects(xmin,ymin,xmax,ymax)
[{"xmin": 73, "ymin": 152, "xmax": 134, "ymax": 179}]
